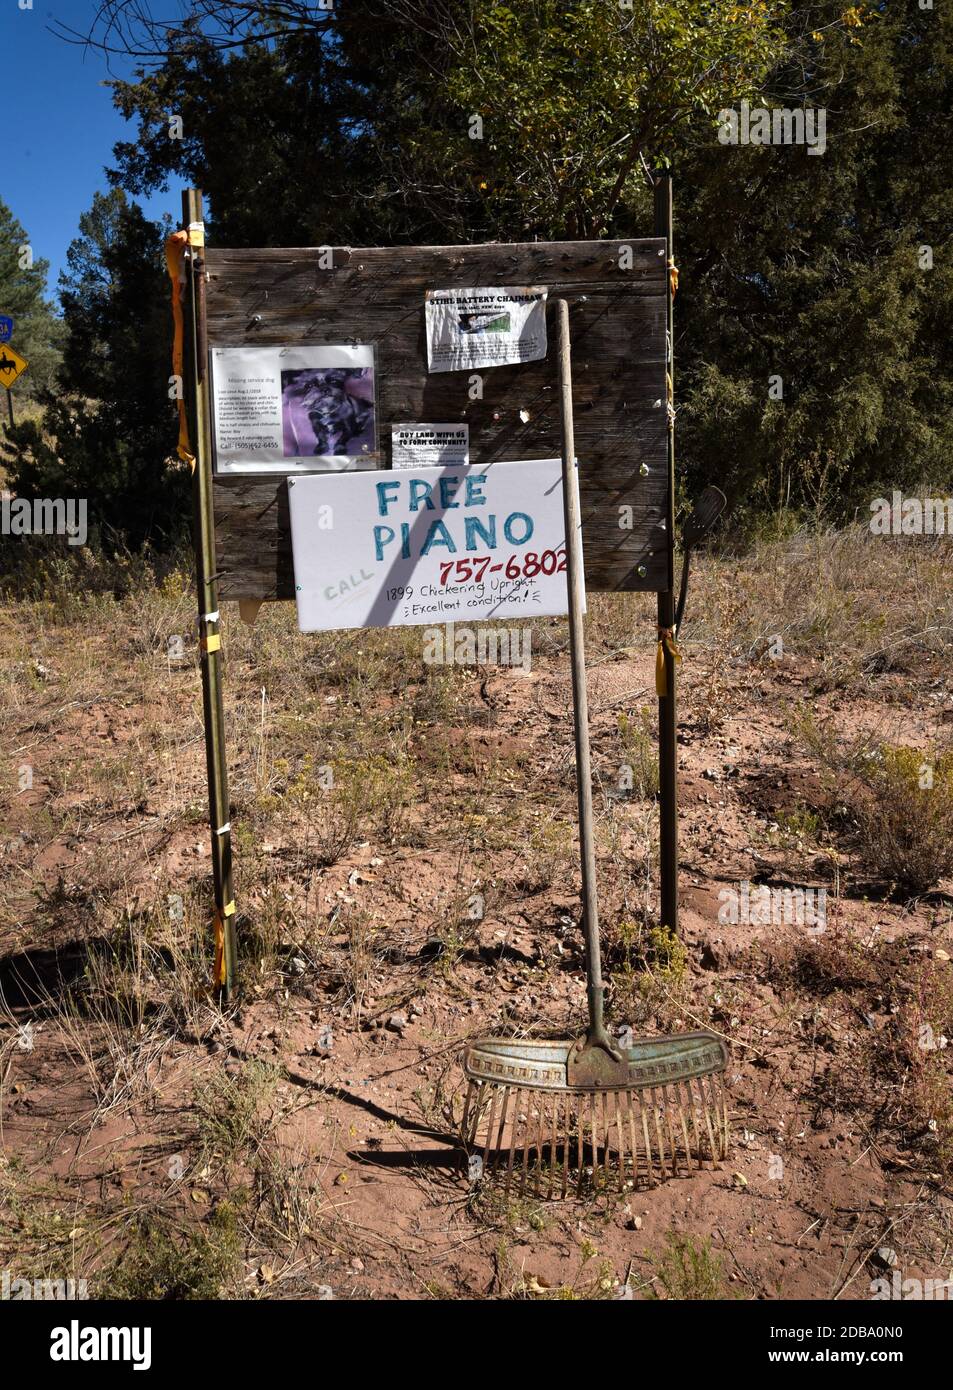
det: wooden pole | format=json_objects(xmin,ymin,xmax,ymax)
[
  {"xmin": 556, "ymin": 298, "xmax": 611, "ymax": 1053},
  {"xmin": 6, "ymin": 387, "xmax": 13, "ymax": 428},
  {"xmin": 654, "ymin": 171, "xmax": 679, "ymax": 939},
  {"xmin": 181, "ymin": 188, "xmax": 238, "ymax": 996}
]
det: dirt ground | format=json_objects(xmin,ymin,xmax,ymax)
[{"xmin": 1, "ymin": 526, "xmax": 952, "ymax": 1300}]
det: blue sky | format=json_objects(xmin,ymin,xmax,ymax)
[{"xmin": 2, "ymin": 2, "xmax": 171, "ymax": 308}]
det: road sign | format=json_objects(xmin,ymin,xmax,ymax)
[
  {"xmin": 288, "ymin": 456, "xmax": 577, "ymax": 631},
  {"xmin": 0, "ymin": 344, "xmax": 28, "ymax": 386},
  {"xmin": 0, "ymin": 317, "xmax": 13, "ymax": 343}
]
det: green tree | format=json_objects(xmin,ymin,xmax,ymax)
[
  {"xmin": 8, "ymin": 190, "xmax": 188, "ymax": 548},
  {"xmin": 100, "ymin": 1, "xmax": 789, "ymax": 244},
  {"xmin": 675, "ymin": 0, "xmax": 953, "ymax": 522},
  {"xmin": 0, "ymin": 198, "xmax": 63, "ymax": 407},
  {"xmin": 68, "ymin": 0, "xmax": 953, "ymax": 533}
]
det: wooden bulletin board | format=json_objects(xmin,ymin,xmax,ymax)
[{"xmin": 203, "ymin": 238, "xmax": 671, "ymax": 599}]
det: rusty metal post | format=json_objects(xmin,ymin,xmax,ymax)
[{"xmin": 654, "ymin": 171, "xmax": 679, "ymax": 938}]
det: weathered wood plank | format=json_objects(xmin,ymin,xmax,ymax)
[{"xmin": 205, "ymin": 238, "xmax": 670, "ymax": 598}]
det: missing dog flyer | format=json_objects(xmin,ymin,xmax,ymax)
[
  {"xmin": 391, "ymin": 423, "xmax": 469, "ymax": 470},
  {"xmin": 425, "ymin": 287, "xmax": 548, "ymax": 373},
  {"xmin": 210, "ymin": 344, "xmax": 377, "ymax": 474}
]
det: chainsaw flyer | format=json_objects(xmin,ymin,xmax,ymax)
[{"xmin": 425, "ymin": 286, "xmax": 548, "ymax": 372}]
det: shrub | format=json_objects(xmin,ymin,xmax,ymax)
[{"xmin": 860, "ymin": 745, "xmax": 953, "ymax": 894}]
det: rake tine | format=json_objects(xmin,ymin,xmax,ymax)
[
  {"xmin": 481, "ymin": 1086, "xmax": 502, "ymax": 1171},
  {"xmin": 663, "ymin": 1084, "xmax": 681, "ymax": 1176},
  {"xmin": 532, "ymin": 1095, "xmax": 547, "ymax": 1198},
  {"xmin": 705, "ymin": 1072, "xmax": 726, "ymax": 1163},
  {"xmin": 686, "ymin": 1075, "xmax": 708, "ymax": 1166},
  {"xmin": 547, "ymin": 1092, "xmax": 559, "ymax": 1194},
  {"xmin": 593, "ymin": 1093, "xmax": 603, "ymax": 1189},
  {"xmin": 675, "ymin": 1084, "xmax": 694, "ymax": 1174},
  {"xmin": 575, "ymin": 1099, "xmax": 588, "ymax": 1197},
  {"xmin": 639, "ymin": 1093, "xmax": 656, "ymax": 1186},
  {"xmin": 462, "ymin": 1079, "xmax": 476, "ymax": 1148},
  {"xmin": 611, "ymin": 1089, "xmax": 627, "ymax": 1189},
  {"xmin": 627, "ymin": 1092, "xmax": 642, "ymax": 1189},
  {"xmin": 650, "ymin": 1087, "xmax": 671, "ymax": 1178},
  {"xmin": 698, "ymin": 1074, "xmax": 720, "ymax": 1163},
  {"xmin": 493, "ymin": 1086, "xmax": 513, "ymax": 1174},
  {"xmin": 683, "ymin": 1078, "xmax": 703, "ymax": 1164},
  {"xmin": 561, "ymin": 1094, "xmax": 571, "ymax": 1200},
  {"xmin": 612, "ymin": 1091, "xmax": 627, "ymax": 1191},
  {"xmin": 520, "ymin": 1094, "xmax": 535, "ymax": 1196},
  {"xmin": 672, "ymin": 1084, "xmax": 694, "ymax": 1173},
  {"xmin": 607, "ymin": 1091, "xmax": 619, "ymax": 1190},
  {"xmin": 504, "ymin": 1089, "xmax": 524, "ymax": 1195},
  {"xmin": 719, "ymin": 1072, "xmax": 731, "ymax": 1157}
]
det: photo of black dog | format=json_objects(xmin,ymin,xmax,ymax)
[{"xmin": 281, "ymin": 368, "xmax": 375, "ymax": 458}]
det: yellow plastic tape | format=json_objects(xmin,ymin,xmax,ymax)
[
  {"xmin": 655, "ymin": 627, "xmax": 682, "ymax": 698},
  {"xmin": 668, "ymin": 258, "xmax": 679, "ymax": 297},
  {"xmin": 188, "ymin": 221, "xmax": 206, "ymax": 248},
  {"xmin": 164, "ymin": 229, "xmax": 196, "ymax": 474},
  {"xmin": 212, "ymin": 910, "xmax": 226, "ymax": 989},
  {"xmin": 223, "ymin": 900, "xmax": 236, "ymax": 917},
  {"xmin": 201, "ymin": 633, "xmax": 221, "ymax": 654}
]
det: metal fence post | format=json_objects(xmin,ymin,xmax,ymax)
[
  {"xmin": 654, "ymin": 171, "xmax": 679, "ymax": 939},
  {"xmin": 181, "ymin": 188, "xmax": 238, "ymax": 996}
]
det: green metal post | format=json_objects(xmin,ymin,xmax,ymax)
[{"xmin": 181, "ymin": 188, "xmax": 238, "ymax": 996}]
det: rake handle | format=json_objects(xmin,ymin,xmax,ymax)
[{"xmin": 556, "ymin": 299, "xmax": 613, "ymax": 1052}]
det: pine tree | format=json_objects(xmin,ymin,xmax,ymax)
[
  {"xmin": 8, "ymin": 190, "xmax": 188, "ymax": 549},
  {"xmin": 0, "ymin": 198, "xmax": 63, "ymax": 407}
]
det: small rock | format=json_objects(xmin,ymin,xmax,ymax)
[
  {"xmin": 875, "ymin": 1247, "xmax": 898, "ymax": 1269},
  {"xmin": 350, "ymin": 1257, "xmax": 364, "ymax": 1272},
  {"xmin": 289, "ymin": 956, "xmax": 307, "ymax": 975},
  {"xmin": 386, "ymin": 1011, "xmax": 408, "ymax": 1034}
]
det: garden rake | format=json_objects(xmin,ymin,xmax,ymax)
[{"xmin": 461, "ymin": 299, "xmax": 729, "ymax": 1198}]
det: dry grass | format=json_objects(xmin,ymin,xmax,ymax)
[
  {"xmin": 685, "ymin": 521, "xmax": 953, "ymax": 687},
  {"xmin": 2, "ymin": 517, "xmax": 953, "ymax": 1297}
]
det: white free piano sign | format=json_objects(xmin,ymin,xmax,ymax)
[{"xmin": 287, "ymin": 458, "xmax": 580, "ymax": 632}]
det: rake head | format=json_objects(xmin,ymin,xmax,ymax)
[{"xmin": 461, "ymin": 1031, "xmax": 729, "ymax": 1199}]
